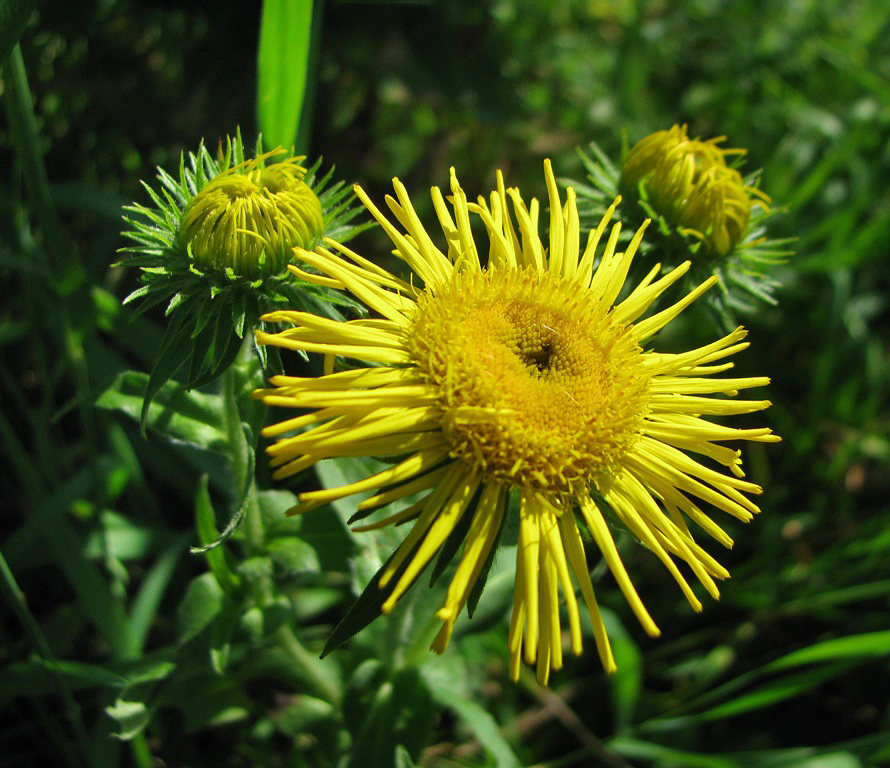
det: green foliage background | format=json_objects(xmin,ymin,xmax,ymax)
[{"xmin": 1, "ymin": 1, "xmax": 889, "ymax": 767}]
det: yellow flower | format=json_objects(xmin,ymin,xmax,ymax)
[
  {"xmin": 621, "ymin": 124, "xmax": 769, "ymax": 255},
  {"xmin": 254, "ymin": 161, "xmax": 779, "ymax": 685},
  {"xmin": 180, "ymin": 151, "xmax": 324, "ymax": 280}
]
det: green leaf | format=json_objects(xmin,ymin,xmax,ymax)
[
  {"xmin": 158, "ymin": 671, "xmax": 251, "ymax": 732},
  {"xmin": 0, "ymin": 659, "xmax": 127, "ymax": 707},
  {"xmin": 82, "ymin": 510, "xmax": 170, "ymax": 561},
  {"xmin": 257, "ymin": 0, "xmax": 314, "ymax": 150},
  {"xmin": 130, "ymin": 535, "xmax": 188, "ymax": 651},
  {"xmin": 0, "ymin": 1, "xmax": 35, "ymax": 63},
  {"xmin": 105, "ymin": 698, "xmax": 151, "ymax": 741},
  {"xmin": 347, "ymin": 667, "xmax": 433, "ymax": 768},
  {"xmin": 608, "ymin": 736, "xmax": 740, "ymax": 768},
  {"xmin": 97, "ymin": 371, "xmax": 227, "ymax": 453},
  {"xmin": 272, "ymin": 694, "xmax": 335, "ymax": 737},
  {"xmin": 177, "ymin": 572, "xmax": 225, "ymax": 646},
  {"xmin": 267, "ymin": 535, "xmax": 321, "ymax": 574},
  {"xmin": 192, "ymin": 474, "xmax": 242, "ymax": 592},
  {"xmin": 765, "ymin": 630, "xmax": 890, "ymax": 671}
]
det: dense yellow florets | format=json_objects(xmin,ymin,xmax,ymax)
[{"xmin": 410, "ymin": 268, "xmax": 649, "ymax": 494}]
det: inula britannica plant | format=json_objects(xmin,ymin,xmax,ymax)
[{"xmin": 254, "ymin": 161, "xmax": 780, "ymax": 685}]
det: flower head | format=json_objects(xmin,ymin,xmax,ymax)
[
  {"xmin": 120, "ymin": 133, "xmax": 369, "ymax": 422},
  {"xmin": 180, "ymin": 154, "xmax": 324, "ymax": 280},
  {"xmin": 255, "ymin": 161, "xmax": 779, "ymax": 685},
  {"xmin": 573, "ymin": 127, "xmax": 791, "ymax": 328},
  {"xmin": 620, "ymin": 124, "xmax": 768, "ymax": 256}
]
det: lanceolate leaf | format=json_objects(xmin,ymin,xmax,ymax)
[{"xmin": 96, "ymin": 371, "xmax": 227, "ymax": 453}]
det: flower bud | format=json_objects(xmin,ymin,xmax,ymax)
[
  {"xmin": 180, "ymin": 153, "xmax": 324, "ymax": 280},
  {"xmin": 621, "ymin": 124, "xmax": 768, "ymax": 255}
]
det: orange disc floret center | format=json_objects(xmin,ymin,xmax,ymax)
[{"xmin": 409, "ymin": 268, "xmax": 650, "ymax": 493}]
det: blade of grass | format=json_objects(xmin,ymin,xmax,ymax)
[{"xmin": 256, "ymin": 0, "xmax": 314, "ymax": 151}]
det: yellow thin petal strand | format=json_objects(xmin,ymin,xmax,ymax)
[
  {"xmin": 508, "ymin": 556, "xmax": 527, "ymax": 682},
  {"xmin": 259, "ymin": 408, "xmax": 333, "ymax": 438},
  {"xmin": 377, "ymin": 463, "xmax": 467, "ymax": 589},
  {"xmin": 255, "ymin": 331, "xmax": 411, "ymax": 365},
  {"xmin": 646, "ymin": 328, "xmax": 748, "ymax": 374},
  {"xmin": 351, "ymin": 495, "xmax": 427, "ymax": 533},
  {"xmin": 320, "ymin": 236, "xmax": 409, "ymax": 285},
  {"xmin": 597, "ymin": 220, "xmax": 650, "ymax": 310},
  {"xmin": 430, "ymin": 185, "xmax": 462, "ymax": 264},
  {"xmin": 435, "ymin": 482, "xmax": 506, "ymax": 625},
  {"xmin": 295, "ymin": 447, "xmax": 449, "ymax": 514},
  {"xmin": 295, "ymin": 251, "xmax": 415, "ymax": 326},
  {"xmin": 314, "ymin": 242, "xmax": 412, "ymax": 291},
  {"xmin": 518, "ymin": 495, "xmax": 541, "ymax": 664},
  {"xmin": 266, "ymin": 365, "xmax": 421, "ymax": 392},
  {"xmin": 544, "ymin": 159, "xmax": 565, "ymax": 278},
  {"xmin": 539, "ymin": 499, "xmax": 582, "ymax": 656},
  {"xmin": 357, "ymin": 463, "xmax": 452, "ymax": 512},
  {"xmin": 388, "ymin": 179, "xmax": 455, "ymax": 279},
  {"xmin": 474, "ymin": 200, "xmax": 516, "ymax": 272},
  {"xmin": 641, "ymin": 436, "xmax": 762, "ymax": 495},
  {"xmin": 660, "ymin": 485, "xmax": 734, "ymax": 549},
  {"xmin": 649, "ymin": 393, "xmax": 772, "ymax": 416},
  {"xmin": 578, "ymin": 495, "xmax": 660, "ymax": 637},
  {"xmin": 632, "ymin": 276, "xmax": 719, "ymax": 342},
  {"xmin": 537, "ymin": 545, "xmax": 559, "ymax": 685},
  {"xmin": 266, "ymin": 385, "xmax": 436, "ymax": 410},
  {"xmin": 507, "ymin": 189, "xmax": 545, "ymax": 270},
  {"xmin": 448, "ymin": 168, "xmax": 481, "ymax": 272},
  {"xmin": 287, "ymin": 264, "xmax": 344, "ymax": 289},
  {"xmin": 558, "ymin": 513, "xmax": 616, "ymax": 672},
  {"xmin": 279, "ymin": 406, "xmax": 440, "ymax": 459},
  {"xmin": 587, "ymin": 221, "xmax": 623, "ymax": 304},
  {"xmin": 608, "ymin": 479, "xmax": 703, "ymax": 611},
  {"xmin": 383, "ymin": 470, "xmax": 482, "ymax": 611},
  {"xmin": 613, "ymin": 261, "xmax": 690, "ymax": 325},
  {"xmin": 615, "ymin": 471, "xmax": 722, "ymax": 601},
  {"xmin": 650, "ymin": 375, "xmax": 772, "ymax": 396},
  {"xmin": 497, "ymin": 171, "xmax": 522, "ymax": 269},
  {"xmin": 274, "ymin": 434, "xmax": 446, "ymax": 472},
  {"xmin": 624, "ymin": 450, "xmax": 756, "ymax": 522},
  {"xmin": 576, "ymin": 197, "xmax": 620, "ymax": 289},
  {"xmin": 563, "ymin": 187, "xmax": 580, "ymax": 281},
  {"xmin": 354, "ymin": 183, "xmax": 448, "ymax": 290}
]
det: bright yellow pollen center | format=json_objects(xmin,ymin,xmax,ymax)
[{"xmin": 410, "ymin": 268, "xmax": 650, "ymax": 493}]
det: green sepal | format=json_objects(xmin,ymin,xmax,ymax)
[
  {"xmin": 321, "ymin": 536, "xmax": 425, "ymax": 658},
  {"xmin": 428, "ymin": 484, "xmax": 483, "ymax": 587},
  {"xmin": 140, "ymin": 309, "xmax": 198, "ymax": 431},
  {"xmin": 465, "ymin": 506, "xmax": 507, "ymax": 619},
  {"xmin": 346, "ymin": 458, "xmax": 450, "ymax": 524}
]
